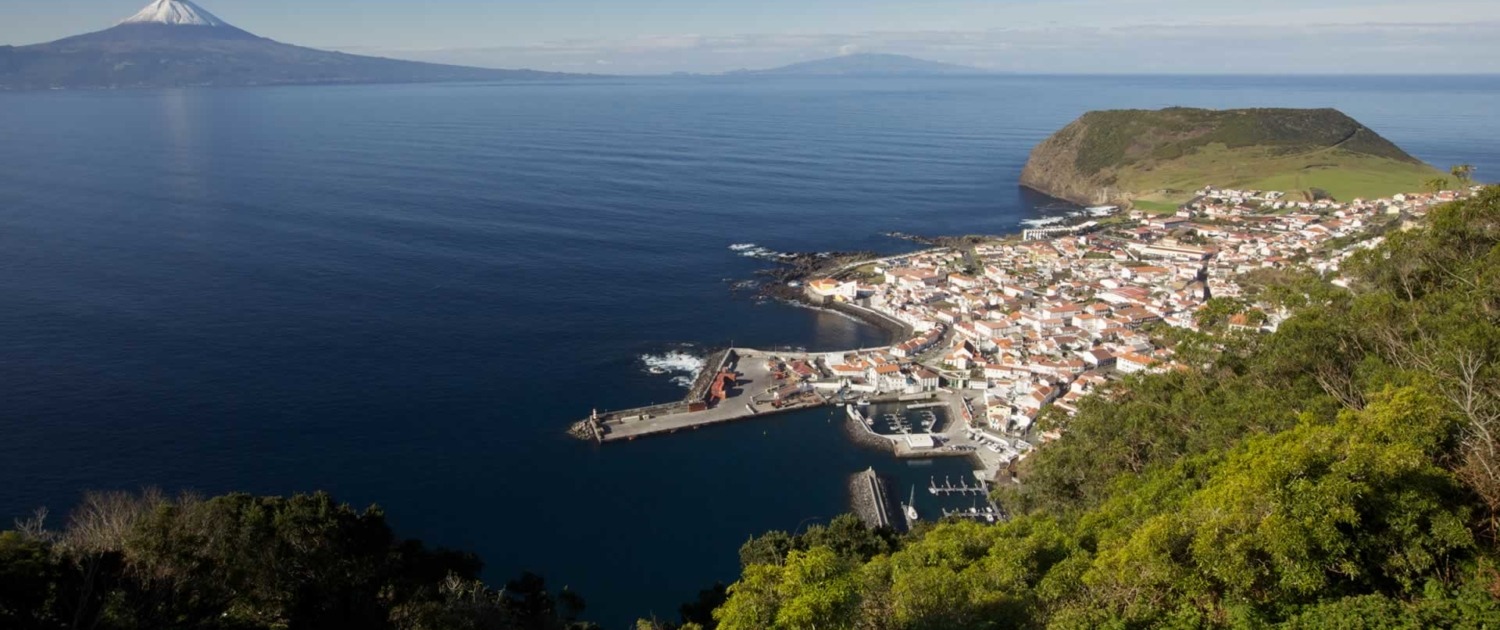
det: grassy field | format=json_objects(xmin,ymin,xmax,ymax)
[
  {"xmin": 1129, "ymin": 199, "xmax": 1182, "ymax": 214},
  {"xmin": 1116, "ymin": 143, "xmax": 1442, "ymax": 205}
]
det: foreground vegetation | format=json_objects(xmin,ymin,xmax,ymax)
[
  {"xmin": 705, "ymin": 187, "xmax": 1500, "ymax": 628},
  {"xmin": 0, "ymin": 491, "xmax": 596, "ymax": 630}
]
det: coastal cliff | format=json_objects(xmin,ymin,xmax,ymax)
[{"xmin": 1019, "ymin": 107, "xmax": 1442, "ymax": 206}]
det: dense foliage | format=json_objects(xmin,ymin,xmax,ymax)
[
  {"xmin": 0, "ymin": 491, "xmax": 596, "ymax": 630},
  {"xmin": 711, "ymin": 187, "xmax": 1500, "ymax": 628}
]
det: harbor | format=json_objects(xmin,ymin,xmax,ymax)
[
  {"xmin": 573, "ymin": 348, "xmax": 839, "ymax": 443},
  {"xmin": 568, "ymin": 345, "xmax": 1024, "ymax": 534},
  {"xmin": 571, "ymin": 344, "xmax": 1028, "ymax": 491},
  {"xmin": 573, "ymin": 347, "xmax": 943, "ymax": 441},
  {"xmin": 848, "ymin": 464, "xmax": 1003, "ymax": 532}
]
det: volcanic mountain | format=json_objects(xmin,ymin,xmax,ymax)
[
  {"xmin": 737, "ymin": 53, "xmax": 984, "ymax": 77},
  {"xmin": 0, "ymin": 0, "xmax": 572, "ymax": 90}
]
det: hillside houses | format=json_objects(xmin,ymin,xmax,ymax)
[{"xmin": 796, "ymin": 184, "xmax": 1473, "ymax": 440}]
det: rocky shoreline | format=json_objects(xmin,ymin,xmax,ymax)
[
  {"xmin": 752, "ymin": 251, "xmax": 877, "ymax": 287},
  {"xmin": 881, "ymin": 231, "xmax": 1000, "ymax": 248},
  {"xmin": 840, "ymin": 409, "xmax": 898, "ymax": 453}
]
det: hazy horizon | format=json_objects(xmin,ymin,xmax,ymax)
[{"xmin": 5, "ymin": 0, "xmax": 1499, "ymax": 75}]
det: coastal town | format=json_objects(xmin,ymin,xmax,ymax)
[{"xmin": 574, "ymin": 184, "xmax": 1479, "ymax": 519}]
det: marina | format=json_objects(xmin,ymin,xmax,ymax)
[
  {"xmin": 574, "ymin": 344, "xmax": 1026, "ymax": 501},
  {"xmin": 576, "ymin": 347, "xmax": 950, "ymax": 444},
  {"xmin": 927, "ymin": 476, "xmax": 988, "ymax": 496},
  {"xmin": 861, "ymin": 404, "xmax": 945, "ymax": 436},
  {"xmin": 940, "ymin": 501, "xmax": 1003, "ymax": 523}
]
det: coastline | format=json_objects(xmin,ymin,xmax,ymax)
[{"xmin": 767, "ymin": 289, "xmax": 913, "ymax": 343}]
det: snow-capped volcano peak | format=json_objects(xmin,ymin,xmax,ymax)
[{"xmin": 120, "ymin": 0, "xmax": 230, "ymax": 27}]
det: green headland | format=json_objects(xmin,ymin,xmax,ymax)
[{"xmin": 1019, "ymin": 107, "xmax": 1445, "ymax": 207}]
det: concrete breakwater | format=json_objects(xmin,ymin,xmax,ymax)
[
  {"xmin": 567, "ymin": 348, "xmax": 734, "ymax": 442},
  {"xmin": 684, "ymin": 348, "xmax": 733, "ymax": 403},
  {"xmin": 841, "ymin": 406, "xmax": 899, "ymax": 453},
  {"xmin": 849, "ymin": 467, "xmax": 902, "ymax": 532},
  {"xmin": 570, "ymin": 347, "xmax": 834, "ymax": 443}
]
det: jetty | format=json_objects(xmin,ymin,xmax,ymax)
[
  {"xmin": 849, "ymin": 467, "xmax": 899, "ymax": 531},
  {"xmin": 572, "ymin": 348, "xmax": 835, "ymax": 443}
]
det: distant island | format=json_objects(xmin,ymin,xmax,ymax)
[
  {"xmin": 0, "ymin": 0, "xmax": 576, "ymax": 90},
  {"xmin": 1019, "ymin": 107, "xmax": 1444, "ymax": 209},
  {"xmin": 733, "ymin": 53, "xmax": 985, "ymax": 77}
]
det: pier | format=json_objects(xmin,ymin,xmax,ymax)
[
  {"xmin": 940, "ymin": 504, "xmax": 1003, "ymax": 523},
  {"xmin": 575, "ymin": 348, "xmax": 834, "ymax": 443},
  {"xmin": 927, "ymin": 475, "xmax": 987, "ymax": 497}
]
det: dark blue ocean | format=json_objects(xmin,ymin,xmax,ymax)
[{"xmin": 1, "ymin": 74, "xmax": 1497, "ymax": 626}]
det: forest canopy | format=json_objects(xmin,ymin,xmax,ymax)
[{"xmin": 0, "ymin": 490, "xmax": 597, "ymax": 630}]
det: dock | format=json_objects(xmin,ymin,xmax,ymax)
[
  {"xmin": 926, "ymin": 476, "xmax": 987, "ymax": 497},
  {"xmin": 574, "ymin": 348, "xmax": 834, "ymax": 443},
  {"xmin": 940, "ymin": 504, "xmax": 1003, "ymax": 523}
]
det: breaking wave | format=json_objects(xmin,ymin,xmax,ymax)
[
  {"xmin": 727, "ymin": 242, "xmax": 788, "ymax": 260},
  {"xmin": 1020, "ymin": 217, "xmax": 1067, "ymax": 228},
  {"xmin": 640, "ymin": 351, "xmax": 706, "ymax": 388}
]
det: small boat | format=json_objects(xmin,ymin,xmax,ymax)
[{"xmin": 903, "ymin": 486, "xmax": 920, "ymax": 523}]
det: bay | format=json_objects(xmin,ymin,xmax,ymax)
[{"xmin": 1, "ymin": 74, "xmax": 1496, "ymax": 626}]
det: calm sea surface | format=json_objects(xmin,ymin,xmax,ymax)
[{"xmin": 1, "ymin": 74, "xmax": 1497, "ymax": 626}]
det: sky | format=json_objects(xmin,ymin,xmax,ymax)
[{"xmin": 5, "ymin": 0, "xmax": 1499, "ymax": 74}]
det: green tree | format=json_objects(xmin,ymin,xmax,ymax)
[
  {"xmin": 0, "ymin": 491, "xmax": 597, "ymax": 630},
  {"xmin": 0, "ymin": 532, "xmax": 65, "ymax": 630},
  {"xmin": 739, "ymin": 531, "xmax": 795, "ymax": 568},
  {"xmin": 1451, "ymin": 164, "xmax": 1475, "ymax": 187},
  {"xmin": 715, "ymin": 548, "xmax": 861, "ymax": 630}
]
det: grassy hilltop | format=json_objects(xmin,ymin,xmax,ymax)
[{"xmin": 1019, "ymin": 107, "xmax": 1444, "ymax": 207}]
